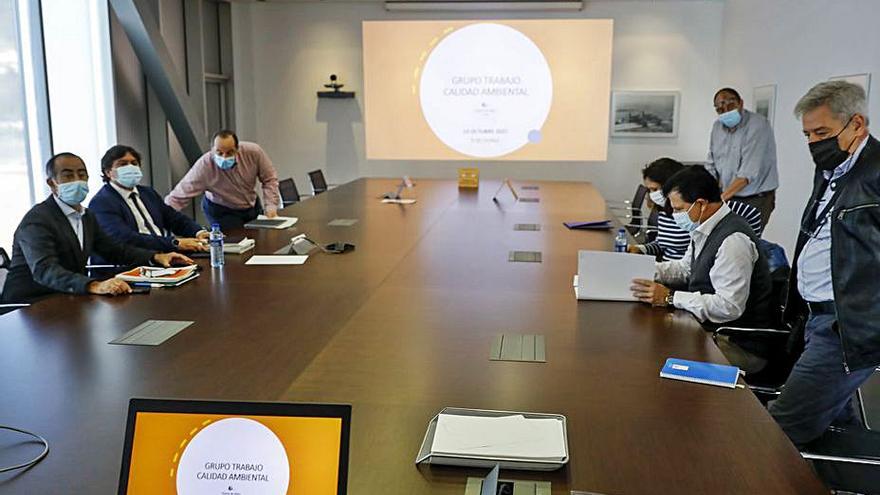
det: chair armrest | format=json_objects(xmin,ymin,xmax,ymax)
[
  {"xmin": 802, "ymin": 427, "xmax": 880, "ymax": 463},
  {"xmin": 715, "ymin": 326, "xmax": 790, "ymax": 336},
  {"xmin": 749, "ymin": 385, "xmax": 783, "ymax": 396}
]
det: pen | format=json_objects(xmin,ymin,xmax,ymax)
[{"xmin": 130, "ymin": 283, "xmax": 164, "ymax": 288}]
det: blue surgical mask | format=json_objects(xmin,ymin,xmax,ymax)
[
  {"xmin": 213, "ymin": 154, "xmax": 236, "ymax": 170},
  {"xmin": 719, "ymin": 109, "xmax": 742, "ymax": 128},
  {"xmin": 673, "ymin": 202, "xmax": 700, "ymax": 233},
  {"xmin": 56, "ymin": 180, "xmax": 89, "ymax": 206},
  {"xmin": 649, "ymin": 189, "xmax": 666, "ymax": 207},
  {"xmin": 114, "ymin": 164, "xmax": 143, "ymax": 189}
]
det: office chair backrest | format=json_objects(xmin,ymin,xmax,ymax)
[
  {"xmin": 308, "ymin": 170, "xmax": 328, "ymax": 195},
  {"xmin": 625, "ymin": 184, "xmax": 649, "ymax": 235},
  {"xmin": 278, "ymin": 178, "xmax": 301, "ymax": 206}
]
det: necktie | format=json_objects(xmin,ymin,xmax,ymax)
[{"xmin": 130, "ymin": 192, "xmax": 160, "ymax": 236}]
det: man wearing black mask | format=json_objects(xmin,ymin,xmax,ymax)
[{"xmin": 769, "ymin": 81, "xmax": 879, "ymax": 447}]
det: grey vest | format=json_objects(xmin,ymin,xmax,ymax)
[{"xmin": 688, "ymin": 211, "xmax": 772, "ymax": 328}]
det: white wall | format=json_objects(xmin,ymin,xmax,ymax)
[
  {"xmin": 233, "ymin": 0, "xmax": 724, "ymax": 202},
  {"xmin": 720, "ymin": 0, "xmax": 880, "ymax": 254}
]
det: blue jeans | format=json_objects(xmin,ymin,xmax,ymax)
[{"xmin": 769, "ymin": 313, "xmax": 875, "ymax": 447}]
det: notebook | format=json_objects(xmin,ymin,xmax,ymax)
[
  {"xmin": 244, "ymin": 215, "xmax": 298, "ymax": 229},
  {"xmin": 115, "ymin": 265, "xmax": 198, "ymax": 285},
  {"xmin": 223, "ymin": 236, "xmax": 256, "ymax": 254},
  {"xmin": 660, "ymin": 358, "xmax": 741, "ymax": 389}
]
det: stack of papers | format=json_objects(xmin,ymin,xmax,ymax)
[
  {"xmin": 115, "ymin": 265, "xmax": 199, "ymax": 287},
  {"xmin": 575, "ymin": 250, "xmax": 656, "ymax": 301},
  {"xmin": 431, "ymin": 414, "xmax": 566, "ymax": 461},
  {"xmin": 245, "ymin": 255, "xmax": 308, "ymax": 265},
  {"xmin": 244, "ymin": 215, "xmax": 298, "ymax": 229},
  {"xmin": 223, "ymin": 236, "xmax": 256, "ymax": 254}
]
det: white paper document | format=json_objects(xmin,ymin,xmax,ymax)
[
  {"xmin": 575, "ymin": 250, "xmax": 656, "ymax": 301},
  {"xmin": 430, "ymin": 414, "xmax": 566, "ymax": 460},
  {"xmin": 244, "ymin": 255, "xmax": 308, "ymax": 265},
  {"xmin": 381, "ymin": 198, "xmax": 417, "ymax": 204}
]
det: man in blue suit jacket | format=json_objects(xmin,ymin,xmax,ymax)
[{"xmin": 89, "ymin": 145, "xmax": 209, "ymax": 260}]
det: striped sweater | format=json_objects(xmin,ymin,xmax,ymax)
[{"xmin": 639, "ymin": 200, "xmax": 763, "ymax": 261}]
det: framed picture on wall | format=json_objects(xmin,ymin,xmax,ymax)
[
  {"xmin": 610, "ymin": 91, "xmax": 680, "ymax": 138},
  {"xmin": 829, "ymin": 73, "xmax": 871, "ymax": 106},
  {"xmin": 753, "ymin": 84, "xmax": 777, "ymax": 128}
]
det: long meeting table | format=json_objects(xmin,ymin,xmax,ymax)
[{"xmin": 0, "ymin": 178, "xmax": 826, "ymax": 493}]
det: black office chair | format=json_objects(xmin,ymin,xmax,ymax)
[
  {"xmin": 607, "ymin": 184, "xmax": 650, "ymax": 236},
  {"xmin": 279, "ymin": 178, "xmax": 301, "ymax": 206},
  {"xmin": 800, "ymin": 426, "xmax": 880, "ymax": 494},
  {"xmin": 712, "ymin": 240, "xmax": 799, "ymax": 401},
  {"xmin": 308, "ymin": 170, "xmax": 329, "ymax": 195},
  {"xmin": 0, "ymin": 247, "xmax": 29, "ymax": 316}
]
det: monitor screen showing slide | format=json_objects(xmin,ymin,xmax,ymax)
[
  {"xmin": 118, "ymin": 399, "xmax": 351, "ymax": 495},
  {"xmin": 362, "ymin": 19, "xmax": 613, "ymax": 161}
]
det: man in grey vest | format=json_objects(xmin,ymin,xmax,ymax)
[{"xmin": 630, "ymin": 166, "xmax": 772, "ymax": 329}]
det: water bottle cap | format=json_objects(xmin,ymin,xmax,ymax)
[{"xmin": 211, "ymin": 223, "xmax": 220, "ymax": 230}]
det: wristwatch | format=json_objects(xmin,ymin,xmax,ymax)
[
  {"xmin": 665, "ymin": 290, "xmax": 675, "ymax": 307},
  {"xmin": 171, "ymin": 238, "xmax": 180, "ymax": 247}
]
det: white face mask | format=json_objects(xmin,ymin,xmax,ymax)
[{"xmin": 649, "ymin": 189, "xmax": 666, "ymax": 207}]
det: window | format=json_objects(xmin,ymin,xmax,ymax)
[
  {"xmin": 0, "ymin": 0, "xmax": 32, "ymax": 250},
  {"xmin": 203, "ymin": 0, "xmax": 233, "ymax": 132}
]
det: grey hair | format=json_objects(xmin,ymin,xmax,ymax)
[{"xmin": 794, "ymin": 81, "xmax": 868, "ymax": 123}]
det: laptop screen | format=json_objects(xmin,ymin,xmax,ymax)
[{"xmin": 118, "ymin": 399, "xmax": 351, "ymax": 495}]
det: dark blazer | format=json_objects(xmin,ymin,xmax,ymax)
[
  {"xmin": 0, "ymin": 196, "xmax": 157, "ymax": 304},
  {"xmin": 785, "ymin": 135, "xmax": 880, "ymax": 371},
  {"xmin": 89, "ymin": 183, "xmax": 203, "ymax": 253}
]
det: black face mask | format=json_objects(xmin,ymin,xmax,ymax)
[{"xmin": 809, "ymin": 117, "xmax": 857, "ymax": 171}]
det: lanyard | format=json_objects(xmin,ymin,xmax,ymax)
[{"xmin": 802, "ymin": 178, "xmax": 844, "ymax": 238}]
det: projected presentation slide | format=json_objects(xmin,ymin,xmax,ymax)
[
  {"xmin": 363, "ymin": 19, "xmax": 613, "ymax": 161},
  {"xmin": 124, "ymin": 413, "xmax": 343, "ymax": 494}
]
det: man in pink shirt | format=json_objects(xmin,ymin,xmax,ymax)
[{"xmin": 165, "ymin": 130, "xmax": 281, "ymax": 229}]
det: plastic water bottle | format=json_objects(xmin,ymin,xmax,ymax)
[
  {"xmin": 209, "ymin": 223, "xmax": 225, "ymax": 268},
  {"xmin": 614, "ymin": 228, "xmax": 628, "ymax": 253}
]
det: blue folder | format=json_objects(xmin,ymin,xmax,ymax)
[
  {"xmin": 563, "ymin": 220, "xmax": 612, "ymax": 230},
  {"xmin": 660, "ymin": 358, "xmax": 741, "ymax": 389}
]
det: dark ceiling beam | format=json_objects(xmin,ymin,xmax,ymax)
[{"xmin": 109, "ymin": 0, "xmax": 206, "ymax": 163}]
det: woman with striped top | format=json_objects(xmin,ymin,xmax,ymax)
[{"xmin": 629, "ymin": 158, "xmax": 763, "ymax": 261}]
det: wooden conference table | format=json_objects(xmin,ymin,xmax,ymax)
[{"xmin": 0, "ymin": 179, "xmax": 825, "ymax": 494}]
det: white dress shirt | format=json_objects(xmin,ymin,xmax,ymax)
[
  {"xmin": 109, "ymin": 182, "xmax": 163, "ymax": 236},
  {"xmin": 53, "ymin": 195, "xmax": 84, "ymax": 250},
  {"xmin": 655, "ymin": 203, "xmax": 759, "ymax": 323},
  {"xmin": 797, "ymin": 136, "xmax": 868, "ymax": 302}
]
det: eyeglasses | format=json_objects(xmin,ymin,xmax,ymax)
[{"xmin": 714, "ymin": 98, "xmax": 739, "ymax": 113}]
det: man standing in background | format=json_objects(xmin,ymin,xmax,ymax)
[
  {"xmin": 706, "ymin": 87, "xmax": 779, "ymax": 227},
  {"xmin": 165, "ymin": 130, "xmax": 281, "ymax": 230}
]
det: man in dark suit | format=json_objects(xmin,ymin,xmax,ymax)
[
  {"xmin": 89, "ymin": 145, "xmax": 209, "ymax": 257},
  {"xmin": 0, "ymin": 153, "xmax": 193, "ymax": 304},
  {"xmin": 769, "ymin": 81, "xmax": 880, "ymax": 447}
]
